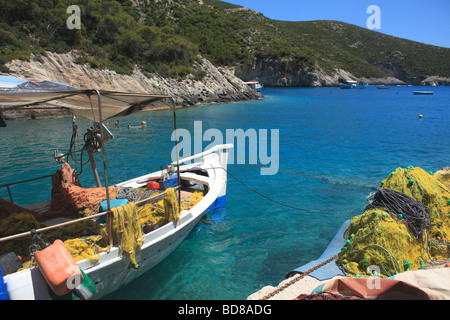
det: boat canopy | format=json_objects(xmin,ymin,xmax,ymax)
[
  {"xmin": 341, "ymin": 80, "xmax": 358, "ymax": 84},
  {"xmin": 0, "ymin": 76, "xmax": 172, "ymax": 121}
]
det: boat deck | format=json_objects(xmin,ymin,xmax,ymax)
[{"xmin": 21, "ymin": 188, "xmax": 200, "ymax": 228}]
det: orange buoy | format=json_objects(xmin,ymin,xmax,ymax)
[
  {"xmin": 147, "ymin": 181, "xmax": 160, "ymax": 190},
  {"xmin": 34, "ymin": 239, "xmax": 83, "ymax": 296}
]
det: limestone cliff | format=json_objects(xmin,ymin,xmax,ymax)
[
  {"xmin": 2, "ymin": 51, "xmax": 261, "ymax": 120},
  {"xmin": 234, "ymin": 57, "xmax": 409, "ymax": 87}
]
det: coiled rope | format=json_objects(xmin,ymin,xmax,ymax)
[
  {"xmin": 116, "ymin": 186, "xmax": 140, "ymax": 202},
  {"xmin": 366, "ymin": 188, "xmax": 430, "ymax": 238}
]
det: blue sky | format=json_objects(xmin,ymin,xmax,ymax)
[{"xmin": 224, "ymin": 0, "xmax": 450, "ymax": 48}]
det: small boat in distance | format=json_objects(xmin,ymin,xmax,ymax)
[
  {"xmin": 413, "ymin": 91, "xmax": 434, "ymax": 95},
  {"xmin": 377, "ymin": 85, "xmax": 390, "ymax": 89},
  {"xmin": 340, "ymin": 80, "xmax": 368, "ymax": 89},
  {"xmin": 340, "ymin": 80, "xmax": 357, "ymax": 89},
  {"xmin": 243, "ymin": 80, "xmax": 263, "ymax": 92}
]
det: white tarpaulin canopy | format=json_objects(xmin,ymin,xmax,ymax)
[{"xmin": 0, "ymin": 76, "xmax": 172, "ymax": 121}]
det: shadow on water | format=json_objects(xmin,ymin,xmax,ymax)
[
  {"xmin": 308, "ymin": 173, "xmax": 378, "ymax": 190},
  {"xmin": 189, "ymin": 206, "xmax": 229, "ymax": 238}
]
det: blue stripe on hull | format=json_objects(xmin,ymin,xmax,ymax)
[{"xmin": 206, "ymin": 195, "xmax": 226, "ymax": 212}]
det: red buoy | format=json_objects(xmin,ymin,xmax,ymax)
[{"xmin": 146, "ymin": 181, "xmax": 160, "ymax": 190}]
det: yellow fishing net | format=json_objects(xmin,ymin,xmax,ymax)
[
  {"xmin": 106, "ymin": 203, "xmax": 144, "ymax": 269},
  {"xmin": 337, "ymin": 167, "xmax": 450, "ymax": 278},
  {"xmin": 63, "ymin": 236, "xmax": 109, "ymax": 263},
  {"xmin": 0, "ymin": 211, "xmax": 108, "ymax": 269},
  {"xmin": 0, "ymin": 188, "xmax": 205, "ymax": 270},
  {"xmin": 138, "ymin": 190, "xmax": 204, "ymax": 227},
  {"xmin": 0, "ymin": 212, "xmax": 44, "ymax": 263},
  {"xmin": 164, "ymin": 188, "xmax": 180, "ymax": 224},
  {"xmin": 434, "ymin": 168, "xmax": 450, "ymax": 189}
]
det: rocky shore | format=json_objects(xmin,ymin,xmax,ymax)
[
  {"xmin": 2, "ymin": 51, "xmax": 448, "ymax": 120},
  {"xmin": 235, "ymin": 57, "xmax": 450, "ymax": 87},
  {"xmin": 2, "ymin": 51, "xmax": 261, "ymax": 120}
]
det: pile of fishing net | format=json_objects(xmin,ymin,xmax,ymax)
[
  {"xmin": 50, "ymin": 162, "xmax": 120, "ymax": 219},
  {"xmin": 0, "ymin": 199, "xmax": 40, "ymax": 220},
  {"xmin": 434, "ymin": 167, "xmax": 450, "ymax": 189},
  {"xmin": 337, "ymin": 167, "xmax": 450, "ymax": 278},
  {"xmin": 0, "ymin": 163, "xmax": 119, "ymax": 221},
  {"xmin": 105, "ymin": 188, "xmax": 200, "ymax": 269},
  {"xmin": 295, "ymin": 293, "xmax": 363, "ymax": 300},
  {"xmin": 137, "ymin": 188, "xmax": 204, "ymax": 227},
  {"xmin": 0, "ymin": 211, "xmax": 107, "ymax": 266},
  {"xmin": 0, "ymin": 188, "xmax": 204, "ymax": 269}
]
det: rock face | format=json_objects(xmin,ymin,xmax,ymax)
[
  {"xmin": 235, "ymin": 58, "xmax": 371, "ymax": 87},
  {"xmin": 420, "ymin": 76, "xmax": 450, "ymax": 86},
  {"xmin": 235, "ymin": 58, "xmax": 333, "ymax": 87},
  {"xmin": 2, "ymin": 51, "xmax": 261, "ymax": 120},
  {"xmin": 235, "ymin": 57, "xmax": 449, "ymax": 87},
  {"xmin": 366, "ymin": 61, "xmax": 450, "ymax": 85}
]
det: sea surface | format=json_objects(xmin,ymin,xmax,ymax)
[{"xmin": 1, "ymin": 86, "xmax": 449, "ymax": 300}]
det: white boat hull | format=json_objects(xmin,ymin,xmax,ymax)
[
  {"xmin": 413, "ymin": 91, "xmax": 434, "ymax": 95},
  {"xmin": 3, "ymin": 144, "xmax": 232, "ymax": 300}
]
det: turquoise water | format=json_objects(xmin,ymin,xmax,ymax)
[{"xmin": 1, "ymin": 86, "xmax": 449, "ymax": 299}]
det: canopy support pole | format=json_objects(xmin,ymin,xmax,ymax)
[
  {"xmin": 95, "ymin": 90, "xmax": 112, "ymax": 248},
  {"xmin": 88, "ymin": 150, "xmax": 102, "ymax": 188},
  {"xmin": 171, "ymin": 97, "xmax": 182, "ymax": 213}
]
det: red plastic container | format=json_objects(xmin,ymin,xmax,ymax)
[{"xmin": 34, "ymin": 239, "xmax": 83, "ymax": 296}]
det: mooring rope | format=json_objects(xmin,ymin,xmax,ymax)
[
  {"xmin": 259, "ymin": 254, "xmax": 339, "ymax": 300},
  {"xmin": 211, "ymin": 166, "xmax": 360, "ymax": 213}
]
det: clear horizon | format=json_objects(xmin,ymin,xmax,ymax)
[{"xmin": 224, "ymin": 0, "xmax": 450, "ymax": 48}]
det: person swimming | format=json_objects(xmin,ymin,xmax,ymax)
[{"xmin": 127, "ymin": 121, "xmax": 147, "ymax": 129}]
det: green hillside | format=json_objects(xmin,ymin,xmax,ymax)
[
  {"xmin": 205, "ymin": 0, "xmax": 450, "ymax": 79},
  {"xmin": 270, "ymin": 19, "xmax": 450, "ymax": 78},
  {"xmin": 0, "ymin": 0, "xmax": 201, "ymax": 78},
  {"xmin": 0, "ymin": 0, "xmax": 449, "ymax": 83}
]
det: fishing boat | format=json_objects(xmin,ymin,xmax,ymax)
[
  {"xmin": 340, "ymin": 80, "xmax": 357, "ymax": 89},
  {"xmin": 339, "ymin": 80, "xmax": 368, "ymax": 89},
  {"xmin": 243, "ymin": 80, "xmax": 263, "ymax": 92},
  {"xmin": 0, "ymin": 76, "xmax": 232, "ymax": 300},
  {"xmin": 413, "ymin": 91, "xmax": 434, "ymax": 95}
]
